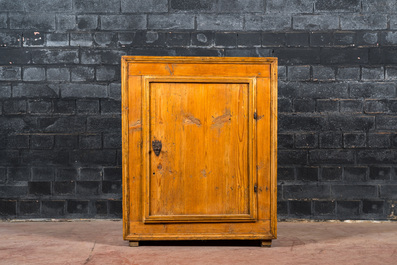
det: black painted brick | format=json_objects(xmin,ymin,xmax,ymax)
[
  {"xmin": 344, "ymin": 167, "xmax": 367, "ymax": 182},
  {"xmin": 3, "ymin": 100, "xmax": 26, "ymax": 114},
  {"xmin": 95, "ymin": 200, "xmax": 108, "ymax": 215},
  {"xmin": 6, "ymin": 135, "xmax": 29, "ymax": 149},
  {"xmin": 262, "ymin": 33, "xmax": 285, "ymax": 47},
  {"xmin": 277, "ymin": 201, "xmax": 288, "ymax": 215},
  {"xmin": 166, "ymin": 32, "xmax": 190, "ymax": 47},
  {"xmin": 79, "ymin": 168, "xmax": 102, "ymax": 181},
  {"xmin": 293, "ymin": 99, "xmax": 315, "ymax": 112},
  {"xmin": 340, "ymin": 100, "xmax": 363, "ymax": 113},
  {"xmin": 368, "ymin": 133, "xmax": 391, "ymax": 148},
  {"xmin": 319, "ymin": 132, "xmax": 343, "ymax": 149},
  {"xmin": 295, "ymin": 133, "xmax": 318, "ymax": 149},
  {"xmin": 315, "ymin": 0, "xmax": 360, "ymax": 12},
  {"xmin": 71, "ymin": 150, "xmax": 116, "ymax": 166},
  {"xmin": 328, "ymin": 115, "xmax": 375, "ymax": 131},
  {"xmin": 321, "ymin": 48, "xmax": 369, "ymax": 65},
  {"xmin": 337, "ymin": 201, "xmax": 360, "ymax": 219},
  {"xmin": 103, "ymin": 167, "xmax": 121, "ymax": 181},
  {"xmin": 0, "ymin": 200, "xmax": 17, "ymax": 216},
  {"xmin": 76, "ymin": 181, "xmax": 101, "ymax": 195},
  {"xmin": 31, "ymin": 167, "xmax": 55, "ymax": 181},
  {"xmin": 309, "ymin": 150, "xmax": 355, "ymax": 165},
  {"xmin": 332, "ymin": 185, "xmax": 378, "ymax": 199},
  {"xmin": 296, "ymin": 166, "xmax": 319, "ymax": 182},
  {"xmin": 278, "ymin": 98, "xmax": 292, "ymax": 113},
  {"xmin": 170, "ymin": 0, "xmax": 212, "ymax": 11},
  {"xmin": 321, "ymin": 167, "xmax": 342, "ymax": 181},
  {"xmin": 310, "ymin": 33, "xmax": 333, "ymax": 47},
  {"xmin": 71, "ymin": 67, "xmax": 95, "ymax": 82},
  {"xmin": 314, "ymin": 201, "xmax": 335, "ymax": 216},
  {"xmin": 122, "ymin": 0, "xmax": 167, "ymax": 12},
  {"xmin": 56, "ymin": 169, "xmax": 77, "ymax": 181},
  {"xmin": 108, "ymin": 200, "xmax": 122, "ymax": 218},
  {"xmin": 76, "ymin": 100, "xmax": 99, "ymax": 114},
  {"xmin": 19, "ymin": 200, "xmax": 40, "ymax": 216},
  {"xmin": 67, "ymin": 200, "xmax": 89, "ymax": 214},
  {"xmin": 312, "ymin": 66, "xmax": 335, "ymax": 81},
  {"xmin": 28, "ymin": 100, "xmax": 52, "ymax": 114},
  {"xmin": 369, "ymin": 167, "xmax": 391, "ymax": 181},
  {"xmin": 380, "ymin": 185, "xmax": 397, "ymax": 199},
  {"xmin": 46, "ymin": 33, "xmax": 69, "ymax": 47},
  {"xmin": 357, "ymin": 32, "xmax": 378, "ymax": 46},
  {"xmin": 289, "ymin": 201, "xmax": 312, "ymax": 217},
  {"xmin": 7, "ymin": 167, "xmax": 30, "ymax": 182},
  {"xmin": 42, "ymin": 200, "xmax": 65, "ymax": 217},
  {"xmin": 30, "ymin": 135, "xmax": 54, "ymax": 149},
  {"xmin": 102, "ymin": 181, "xmax": 121, "ymax": 194},
  {"xmin": 237, "ymin": 33, "xmax": 261, "ymax": 47},
  {"xmin": 214, "ymin": 33, "xmax": 237, "ymax": 47},
  {"xmin": 286, "ymin": 33, "xmax": 309, "ymax": 47},
  {"xmin": 317, "ymin": 99, "xmax": 338, "ymax": 112},
  {"xmin": 278, "ymin": 150, "xmax": 307, "ymax": 165},
  {"xmin": 278, "ymin": 134, "xmax": 294, "ymax": 149},
  {"xmin": 362, "ymin": 200, "xmax": 384, "ymax": 215},
  {"xmin": 191, "ymin": 32, "xmax": 214, "ymax": 47},
  {"xmin": 285, "ymin": 185, "xmax": 330, "ymax": 200},
  {"xmin": 288, "ymin": 66, "xmax": 310, "ymax": 81},
  {"xmin": 0, "ymin": 168, "xmax": 6, "ymax": 183},
  {"xmin": 100, "ymin": 100, "xmax": 121, "ymax": 114},
  {"xmin": 76, "ymin": 15, "xmax": 98, "ymax": 31},
  {"xmin": 278, "ymin": 167, "xmax": 295, "ymax": 182},
  {"xmin": 273, "ymin": 48, "xmax": 321, "ymax": 65},
  {"xmin": 79, "ymin": 135, "xmax": 102, "ymax": 149},
  {"xmin": 54, "ymin": 181, "xmax": 75, "ymax": 195},
  {"xmin": 52, "ymin": 101, "xmax": 74, "ymax": 115},
  {"xmin": 96, "ymin": 66, "xmax": 119, "ymax": 82},
  {"xmin": 87, "ymin": 117, "xmax": 121, "ymax": 132},
  {"xmin": 357, "ymin": 150, "xmax": 397, "ymax": 164},
  {"xmin": 28, "ymin": 181, "xmax": 51, "ymax": 195},
  {"xmin": 343, "ymin": 133, "xmax": 366, "ymax": 148},
  {"xmin": 336, "ymin": 67, "xmax": 360, "ymax": 80},
  {"xmin": 103, "ymin": 133, "xmax": 121, "ymax": 149},
  {"xmin": 279, "ymin": 115, "xmax": 327, "ymax": 132}
]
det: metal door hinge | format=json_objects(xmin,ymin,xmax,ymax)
[
  {"xmin": 254, "ymin": 184, "xmax": 258, "ymax": 193},
  {"xmin": 254, "ymin": 112, "xmax": 257, "ymax": 120}
]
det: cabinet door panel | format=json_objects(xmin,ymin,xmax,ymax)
[
  {"xmin": 142, "ymin": 77, "xmax": 256, "ymax": 223},
  {"xmin": 149, "ymin": 82, "xmax": 249, "ymax": 216}
]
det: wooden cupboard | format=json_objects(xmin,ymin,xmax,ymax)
[{"xmin": 121, "ymin": 56, "xmax": 277, "ymax": 247}]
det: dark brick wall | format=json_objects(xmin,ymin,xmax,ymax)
[{"xmin": 0, "ymin": 0, "xmax": 397, "ymax": 220}]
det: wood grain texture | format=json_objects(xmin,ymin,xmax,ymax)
[{"xmin": 122, "ymin": 56, "xmax": 277, "ymax": 243}]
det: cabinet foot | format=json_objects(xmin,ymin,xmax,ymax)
[
  {"xmin": 129, "ymin": 241, "xmax": 139, "ymax": 247},
  {"xmin": 260, "ymin": 240, "xmax": 272, "ymax": 247}
]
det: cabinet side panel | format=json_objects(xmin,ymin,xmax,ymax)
[
  {"xmin": 126, "ymin": 75, "xmax": 143, "ymax": 237},
  {"xmin": 122, "ymin": 58, "xmax": 129, "ymax": 239},
  {"xmin": 270, "ymin": 60, "xmax": 278, "ymax": 238}
]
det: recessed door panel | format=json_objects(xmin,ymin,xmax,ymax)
[{"xmin": 142, "ymin": 77, "xmax": 256, "ymax": 223}]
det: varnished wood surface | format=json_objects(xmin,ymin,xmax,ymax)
[{"xmin": 122, "ymin": 56, "xmax": 277, "ymax": 243}]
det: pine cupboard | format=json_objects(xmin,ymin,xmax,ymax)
[{"xmin": 121, "ymin": 56, "xmax": 277, "ymax": 247}]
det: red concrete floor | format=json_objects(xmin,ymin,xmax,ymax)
[{"xmin": 0, "ymin": 220, "xmax": 396, "ymax": 265}]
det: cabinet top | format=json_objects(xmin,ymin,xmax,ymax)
[{"xmin": 122, "ymin": 56, "xmax": 277, "ymax": 64}]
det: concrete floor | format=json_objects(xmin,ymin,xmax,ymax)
[{"xmin": 0, "ymin": 220, "xmax": 396, "ymax": 265}]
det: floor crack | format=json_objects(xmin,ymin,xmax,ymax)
[{"xmin": 83, "ymin": 241, "xmax": 96, "ymax": 265}]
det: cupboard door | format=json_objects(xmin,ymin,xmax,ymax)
[{"xmin": 142, "ymin": 77, "xmax": 257, "ymax": 223}]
